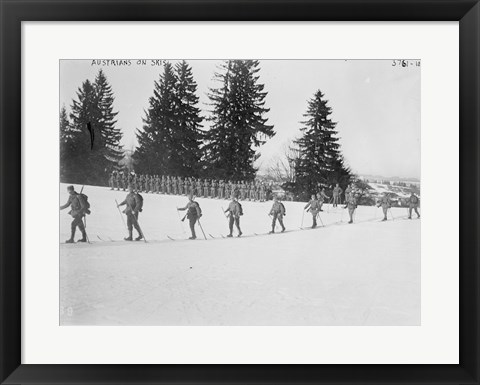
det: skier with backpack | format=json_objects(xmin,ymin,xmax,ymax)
[
  {"xmin": 317, "ymin": 188, "xmax": 329, "ymax": 211},
  {"xmin": 344, "ymin": 192, "xmax": 357, "ymax": 224},
  {"xmin": 224, "ymin": 195, "xmax": 243, "ymax": 237},
  {"xmin": 117, "ymin": 185, "xmax": 144, "ymax": 241},
  {"xmin": 408, "ymin": 192, "xmax": 421, "ymax": 219},
  {"xmin": 60, "ymin": 185, "xmax": 90, "ymax": 243},
  {"xmin": 177, "ymin": 194, "xmax": 202, "ymax": 240},
  {"xmin": 269, "ymin": 195, "xmax": 286, "ymax": 233},
  {"xmin": 304, "ymin": 194, "xmax": 321, "ymax": 228},
  {"xmin": 377, "ymin": 192, "xmax": 392, "ymax": 221},
  {"xmin": 332, "ymin": 183, "xmax": 343, "ymax": 207}
]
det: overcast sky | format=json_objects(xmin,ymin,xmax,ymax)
[{"xmin": 60, "ymin": 59, "xmax": 420, "ymax": 179}]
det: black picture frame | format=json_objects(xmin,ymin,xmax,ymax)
[{"xmin": 1, "ymin": 0, "xmax": 478, "ymax": 384}]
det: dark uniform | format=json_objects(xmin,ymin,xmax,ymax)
[
  {"xmin": 178, "ymin": 196, "xmax": 202, "ymax": 239},
  {"xmin": 177, "ymin": 177, "xmax": 183, "ymax": 195},
  {"xmin": 173, "ymin": 177, "xmax": 179, "ymax": 195},
  {"xmin": 408, "ymin": 193, "xmax": 420, "ymax": 219},
  {"xmin": 345, "ymin": 193, "xmax": 357, "ymax": 224},
  {"xmin": 121, "ymin": 172, "xmax": 128, "ymax": 191},
  {"xmin": 304, "ymin": 196, "xmax": 321, "ymax": 228},
  {"xmin": 118, "ymin": 190, "xmax": 143, "ymax": 241},
  {"xmin": 109, "ymin": 172, "xmax": 115, "ymax": 190},
  {"xmin": 203, "ymin": 179, "xmax": 209, "ymax": 198},
  {"xmin": 260, "ymin": 183, "xmax": 266, "ymax": 202},
  {"xmin": 269, "ymin": 198, "xmax": 286, "ymax": 233},
  {"xmin": 317, "ymin": 189, "xmax": 329, "ymax": 211},
  {"xmin": 210, "ymin": 180, "xmax": 217, "ymax": 198},
  {"xmin": 333, "ymin": 184, "xmax": 342, "ymax": 207},
  {"xmin": 225, "ymin": 198, "xmax": 242, "ymax": 237},
  {"xmin": 219, "ymin": 180, "xmax": 225, "ymax": 199},
  {"xmin": 377, "ymin": 194, "xmax": 392, "ymax": 221},
  {"xmin": 60, "ymin": 186, "xmax": 88, "ymax": 243},
  {"xmin": 196, "ymin": 179, "xmax": 202, "ymax": 197}
]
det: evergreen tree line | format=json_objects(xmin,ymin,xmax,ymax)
[{"xmin": 60, "ymin": 60, "xmax": 352, "ymax": 198}]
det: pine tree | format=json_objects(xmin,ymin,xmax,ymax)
[
  {"xmin": 94, "ymin": 69, "xmax": 123, "ymax": 169},
  {"xmin": 134, "ymin": 62, "xmax": 177, "ymax": 175},
  {"xmin": 59, "ymin": 105, "xmax": 78, "ymax": 182},
  {"xmin": 172, "ymin": 60, "xmax": 203, "ymax": 176},
  {"xmin": 68, "ymin": 79, "xmax": 98, "ymax": 184},
  {"xmin": 292, "ymin": 90, "xmax": 352, "ymax": 198},
  {"xmin": 134, "ymin": 61, "xmax": 203, "ymax": 177},
  {"xmin": 67, "ymin": 70, "xmax": 123, "ymax": 185},
  {"xmin": 204, "ymin": 60, "xmax": 274, "ymax": 180}
]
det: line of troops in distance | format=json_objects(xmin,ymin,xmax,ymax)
[{"xmin": 109, "ymin": 172, "xmax": 274, "ymax": 201}]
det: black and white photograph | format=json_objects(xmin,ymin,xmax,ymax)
[{"xmin": 59, "ymin": 59, "xmax": 420, "ymax": 326}]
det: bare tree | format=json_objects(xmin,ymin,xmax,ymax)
[{"xmin": 266, "ymin": 140, "xmax": 300, "ymax": 183}]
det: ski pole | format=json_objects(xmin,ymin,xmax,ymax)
[
  {"xmin": 82, "ymin": 215, "xmax": 91, "ymax": 243},
  {"xmin": 221, "ymin": 207, "xmax": 228, "ymax": 219},
  {"xmin": 115, "ymin": 199, "xmax": 127, "ymax": 230},
  {"xmin": 197, "ymin": 219, "xmax": 207, "ymax": 240},
  {"xmin": 388, "ymin": 208, "xmax": 395, "ymax": 220},
  {"xmin": 316, "ymin": 212, "xmax": 325, "ymax": 227},
  {"xmin": 301, "ymin": 209, "xmax": 305, "ymax": 228}
]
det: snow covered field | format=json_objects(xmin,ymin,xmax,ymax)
[{"xmin": 60, "ymin": 184, "xmax": 420, "ymax": 326}]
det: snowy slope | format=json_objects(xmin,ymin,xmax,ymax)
[
  {"xmin": 367, "ymin": 182, "xmax": 418, "ymax": 200},
  {"xmin": 60, "ymin": 184, "xmax": 420, "ymax": 326}
]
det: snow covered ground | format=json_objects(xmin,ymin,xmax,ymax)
[{"xmin": 60, "ymin": 183, "xmax": 420, "ymax": 326}]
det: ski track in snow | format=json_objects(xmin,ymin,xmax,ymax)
[{"xmin": 60, "ymin": 184, "xmax": 420, "ymax": 326}]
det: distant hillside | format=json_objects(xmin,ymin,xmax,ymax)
[{"xmin": 358, "ymin": 174, "xmax": 420, "ymax": 185}]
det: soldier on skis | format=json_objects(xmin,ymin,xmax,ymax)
[
  {"xmin": 377, "ymin": 192, "xmax": 392, "ymax": 221},
  {"xmin": 317, "ymin": 188, "xmax": 329, "ymax": 212},
  {"xmin": 117, "ymin": 185, "xmax": 144, "ymax": 241},
  {"xmin": 332, "ymin": 183, "xmax": 342, "ymax": 207},
  {"xmin": 224, "ymin": 195, "xmax": 243, "ymax": 237},
  {"xmin": 269, "ymin": 195, "xmax": 286, "ymax": 233},
  {"xmin": 60, "ymin": 185, "xmax": 89, "ymax": 243},
  {"xmin": 304, "ymin": 194, "xmax": 321, "ymax": 228},
  {"xmin": 408, "ymin": 192, "xmax": 421, "ymax": 219},
  {"xmin": 177, "ymin": 194, "xmax": 202, "ymax": 240},
  {"xmin": 345, "ymin": 191, "xmax": 357, "ymax": 224}
]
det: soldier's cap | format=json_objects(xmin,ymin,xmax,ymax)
[{"xmin": 67, "ymin": 185, "xmax": 74, "ymax": 191}]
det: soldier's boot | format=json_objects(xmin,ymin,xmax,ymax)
[
  {"xmin": 77, "ymin": 230, "xmax": 87, "ymax": 242},
  {"xmin": 382, "ymin": 217, "xmax": 387, "ymax": 221},
  {"xmin": 237, "ymin": 227, "xmax": 242, "ymax": 237},
  {"xmin": 66, "ymin": 228, "xmax": 75, "ymax": 243},
  {"xmin": 124, "ymin": 230, "xmax": 133, "ymax": 241},
  {"xmin": 135, "ymin": 233, "xmax": 143, "ymax": 241},
  {"xmin": 227, "ymin": 234, "xmax": 233, "ymax": 238},
  {"xmin": 312, "ymin": 219, "xmax": 317, "ymax": 229}
]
